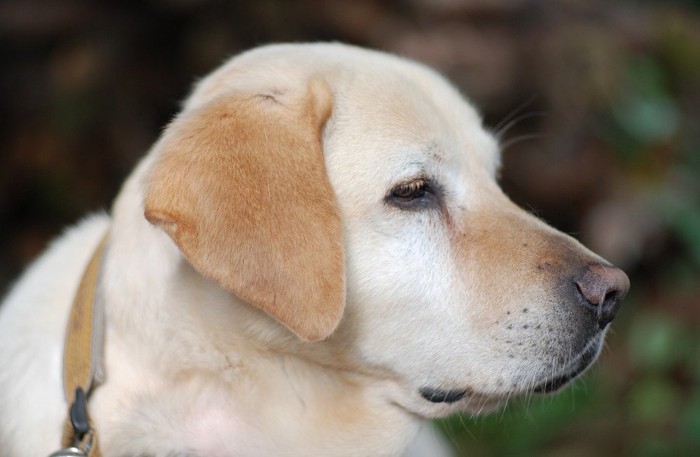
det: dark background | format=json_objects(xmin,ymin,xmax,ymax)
[{"xmin": 1, "ymin": 1, "xmax": 699, "ymax": 455}]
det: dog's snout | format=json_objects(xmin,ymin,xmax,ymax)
[{"xmin": 574, "ymin": 264, "xmax": 630, "ymax": 329}]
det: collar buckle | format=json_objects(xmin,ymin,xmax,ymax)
[{"xmin": 48, "ymin": 447, "xmax": 87, "ymax": 457}]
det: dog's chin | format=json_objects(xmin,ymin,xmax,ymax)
[
  {"xmin": 415, "ymin": 334, "xmax": 605, "ymax": 418},
  {"xmin": 529, "ymin": 335, "xmax": 603, "ymax": 394}
]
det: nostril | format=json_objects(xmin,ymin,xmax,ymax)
[
  {"xmin": 603, "ymin": 290, "xmax": 619, "ymax": 307},
  {"xmin": 574, "ymin": 263, "xmax": 630, "ymax": 329}
]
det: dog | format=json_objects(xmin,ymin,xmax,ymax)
[{"xmin": 0, "ymin": 43, "xmax": 629, "ymax": 457}]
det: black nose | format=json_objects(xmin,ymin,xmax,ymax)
[{"xmin": 574, "ymin": 263, "xmax": 630, "ymax": 329}]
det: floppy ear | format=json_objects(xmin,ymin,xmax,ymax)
[{"xmin": 143, "ymin": 81, "xmax": 345, "ymax": 342}]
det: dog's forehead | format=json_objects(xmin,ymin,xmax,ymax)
[
  {"xmin": 188, "ymin": 43, "xmax": 500, "ymax": 179},
  {"xmin": 324, "ymin": 56, "xmax": 501, "ymax": 199},
  {"xmin": 333, "ymin": 66, "xmax": 498, "ymax": 163}
]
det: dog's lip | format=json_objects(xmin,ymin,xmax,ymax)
[
  {"xmin": 419, "ymin": 387, "xmax": 468, "ymax": 404},
  {"xmin": 531, "ymin": 369, "xmax": 580, "ymax": 394},
  {"xmin": 531, "ymin": 338, "xmax": 601, "ymax": 394}
]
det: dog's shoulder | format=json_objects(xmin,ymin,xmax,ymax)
[{"xmin": 0, "ymin": 213, "xmax": 109, "ymax": 456}]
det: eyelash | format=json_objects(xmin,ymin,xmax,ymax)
[
  {"xmin": 391, "ymin": 179, "xmax": 427, "ymax": 200},
  {"xmin": 387, "ymin": 178, "xmax": 440, "ymax": 209}
]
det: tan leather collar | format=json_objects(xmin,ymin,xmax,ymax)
[{"xmin": 50, "ymin": 233, "xmax": 108, "ymax": 457}]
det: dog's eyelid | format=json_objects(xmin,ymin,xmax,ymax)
[
  {"xmin": 393, "ymin": 178, "xmax": 427, "ymax": 195},
  {"xmin": 385, "ymin": 176, "xmax": 443, "ymax": 210}
]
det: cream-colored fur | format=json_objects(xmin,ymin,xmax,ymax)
[{"xmin": 0, "ymin": 43, "xmax": 626, "ymax": 457}]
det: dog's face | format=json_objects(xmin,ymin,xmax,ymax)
[{"xmin": 143, "ymin": 44, "xmax": 628, "ymax": 419}]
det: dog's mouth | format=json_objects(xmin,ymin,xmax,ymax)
[
  {"xmin": 530, "ymin": 336, "xmax": 602, "ymax": 394},
  {"xmin": 418, "ymin": 335, "xmax": 604, "ymax": 408},
  {"xmin": 419, "ymin": 387, "xmax": 468, "ymax": 404}
]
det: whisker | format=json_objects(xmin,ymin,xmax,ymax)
[
  {"xmin": 499, "ymin": 392, "xmax": 512, "ymax": 422},
  {"xmin": 495, "ymin": 111, "xmax": 548, "ymax": 140},
  {"xmin": 457, "ymin": 413, "xmax": 477, "ymax": 442},
  {"xmin": 492, "ymin": 94, "xmax": 541, "ymax": 134},
  {"xmin": 500, "ymin": 133, "xmax": 543, "ymax": 153},
  {"xmin": 438, "ymin": 418, "xmax": 462, "ymax": 451}
]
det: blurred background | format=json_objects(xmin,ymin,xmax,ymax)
[{"xmin": 1, "ymin": 0, "xmax": 698, "ymax": 455}]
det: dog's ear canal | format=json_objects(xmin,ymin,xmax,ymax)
[{"xmin": 143, "ymin": 80, "xmax": 345, "ymax": 342}]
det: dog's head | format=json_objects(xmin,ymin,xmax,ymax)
[{"xmin": 142, "ymin": 43, "xmax": 629, "ymax": 417}]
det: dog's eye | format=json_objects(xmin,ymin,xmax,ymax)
[
  {"xmin": 392, "ymin": 180, "xmax": 427, "ymax": 200},
  {"xmin": 387, "ymin": 178, "xmax": 440, "ymax": 209}
]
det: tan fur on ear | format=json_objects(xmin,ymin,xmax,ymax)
[{"xmin": 143, "ymin": 80, "xmax": 344, "ymax": 342}]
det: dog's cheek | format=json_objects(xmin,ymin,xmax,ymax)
[{"xmin": 341, "ymin": 222, "xmax": 480, "ymax": 377}]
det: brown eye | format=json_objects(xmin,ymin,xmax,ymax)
[
  {"xmin": 387, "ymin": 178, "xmax": 441, "ymax": 209},
  {"xmin": 391, "ymin": 179, "xmax": 427, "ymax": 201}
]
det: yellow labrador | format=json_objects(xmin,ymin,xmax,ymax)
[{"xmin": 0, "ymin": 43, "xmax": 629, "ymax": 457}]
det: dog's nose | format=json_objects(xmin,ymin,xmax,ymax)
[{"xmin": 574, "ymin": 264, "xmax": 630, "ymax": 329}]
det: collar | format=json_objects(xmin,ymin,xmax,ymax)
[{"xmin": 49, "ymin": 233, "xmax": 108, "ymax": 457}]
